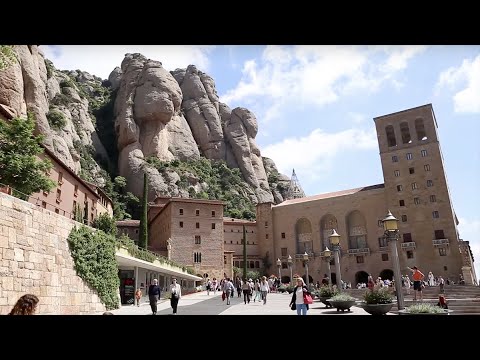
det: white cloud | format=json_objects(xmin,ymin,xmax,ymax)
[
  {"xmin": 40, "ymin": 45, "xmax": 215, "ymax": 80},
  {"xmin": 221, "ymin": 45, "xmax": 426, "ymax": 122},
  {"xmin": 348, "ymin": 112, "xmax": 367, "ymax": 124},
  {"xmin": 458, "ymin": 217, "xmax": 480, "ymax": 281},
  {"xmin": 436, "ymin": 54, "xmax": 480, "ymax": 113},
  {"xmin": 262, "ymin": 127, "xmax": 377, "ymax": 182}
]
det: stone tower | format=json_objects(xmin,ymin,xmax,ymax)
[
  {"xmin": 373, "ymin": 104, "xmax": 473, "ymax": 284},
  {"xmin": 286, "ymin": 169, "xmax": 306, "ymax": 200}
]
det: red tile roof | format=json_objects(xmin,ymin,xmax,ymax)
[
  {"xmin": 116, "ymin": 220, "xmax": 140, "ymax": 227},
  {"xmin": 223, "ymin": 217, "xmax": 256, "ymax": 225}
]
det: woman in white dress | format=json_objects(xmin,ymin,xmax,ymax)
[
  {"xmin": 428, "ymin": 272, "xmax": 435, "ymax": 287},
  {"xmin": 404, "ymin": 275, "xmax": 411, "ymax": 294}
]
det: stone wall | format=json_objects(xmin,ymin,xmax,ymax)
[{"xmin": 0, "ymin": 192, "xmax": 107, "ymax": 315}]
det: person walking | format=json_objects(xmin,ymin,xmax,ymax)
[
  {"xmin": 170, "ymin": 278, "xmax": 182, "ymax": 314},
  {"xmin": 242, "ymin": 278, "xmax": 252, "ymax": 304},
  {"xmin": 9, "ymin": 294, "xmax": 39, "ymax": 315},
  {"xmin": 289, "ymin": 277, "xmax": 311, "ymax": 315},
  {"xmin": 438, "ymin": 275, "xmax": 445, "ymax": 294},
  {"xmin": 408, "ymin": 266, "xmax": 425, "ymax": 301},
  {"xmin": 148, "ymin": 279, "xmax": 161, "ymax": 315},
  {"xmin": 206, "ymin": 279, "xmax": 212, "ymax": 296},
  {"xmin": 222, "ymin": 278, "xmax": 235, "ymax": 305},
  {"xmin": 135, "ymin": 288, "xmax": 142, "ymax": 307},
  {"xmin": 428, "ymin": 271, "xmax": 435, "ymax": 287},
  {"xmin": 259, "ymin": 276, "xmax": 270, "ymax": 305}
]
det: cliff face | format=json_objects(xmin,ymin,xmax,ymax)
[{"xmin": 0, "ymin": 47, "xmax": 288, "ymax": 208}]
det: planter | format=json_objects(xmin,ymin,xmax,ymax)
[
  {"xmin": 319, "ymin": 296, "xmax": 333, "ymax": 308},
  {"xmin": 397, "ymin": 309, "xmax": 452, "ymax": 315},
  {"xmin": 327, "ymin": 299, "xmax": 357, "ymax": 312},
  {"xmin": 359, "ymin": 303, "xmax": 394, "ymax": 315}
]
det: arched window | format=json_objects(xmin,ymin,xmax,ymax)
[
  {"xmin": 385, "ymin": 125, "xmax": 397, "ymax": 147},
  {"xmin": 400, "ymin": 122, "xmax": 411, "ymax": 144},
  {"xmin": 320, "ymin": 214, "xmax": 338, "ymax": 251},
  {"xmin": 346, "ymin": 210, "xmax": 367, "ymax": 249},
  {"xmin": 415, "ymin": 118, "xmax": 427, "ymax": 140},
  {"xmin": 295, "ymin": 218, "xmax": 313, "ymax": 254}
]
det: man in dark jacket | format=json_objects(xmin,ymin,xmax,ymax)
[{"xmin": 148, "ymin": 279, "xmax": 161, "ymax": 315}]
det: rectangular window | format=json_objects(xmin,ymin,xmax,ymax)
[
  {"xmin": 196, "ymin": 222, "xmax": 200, "ymax": 229},
  {"xmin": 427, "ymin": 180, "xmax": 433, "ymax": 187},
  {"xmin": 265, "ymin": 234, "xmax": 269, "ymax": 239},
  {"xmin": 356, "ymin": 256, "xmax": 364, "ymax": 264},
  {"xmin": 403, "ymin": 233, "xmax": 412, "ymax": 242},
  {"xmin": 394, "ymin": 170, "xmax": 400, "ymax": 177},
  {"xmin": 430, "ymin": 195, "xmax": 436, "ymax": 202},
  {"xmin": 411, "ymin": 182, "xmax": 418, "ymax": 190},
  {"xmin": 397, "ymin": 185, "xmax": 403, "ymax": 192},
  {"xmin": 179, "ymin": 221, "xmax": 183, "ymax": 228},
  {"xmin": 55, "ymin": 208, "xmax": 59, "ymax": 214},
  {"xmin": 407, "ymin": 250, "xmax": 414, "ymax": 259},
  {"xmin": 179, "ymin": 208, "xmax": 183, "ymax": 215},
  {"xmin": 433, "ymin": 211, "xmax": 440, "ymax": 219},
  {"xmin": 58, "ymin": 172, "xmax": 63, "ymax": 185},
  {"xmin": 381, "ymin": 253, "xmax": 389, "ymax": 261},
  {"xmin": 281, "ymin": 247, "xmax": 288, "ymax": 256},
  {"xmin": 211, "ymin": 223, "xmax": 215, "ymax": 229},
  {"xmin": 282, "ymin": 262, "xmax": 288, "ymax": 269},
  {"xmin": 435, "ymin": 230, "xmax": 445, "ymax": 239},
  {"xmin": 74, "ymin": 184, "xmax": 78, "ymax": 197},
  {"xmin": 195, "ymin": 209, "xmax": 200, "ymax": 216},
  {"xmin": 414, "ymin": 197, "xmax": 420, "ymax": 205},
  {"xmin": 421, "ymin": 149, "xmax": 428, "ymax": 157},
  {"xmin": 56, "ymin": 189, "xmax": 62, "ymax": 202},
  {"xmin": 265, "ymin": 221, "xmax": 268, "ymax": 228},
  {"xmin": 281, "ymin": 232, "xmax": 286, "ymax": 238},
  {"xmin": 195, "ymin": 235, "xmax": 201, "ymax": 244},
  {"xmin": 378, "ymin": 220, "xmax": 383, "ymax": 227},
  {"xmin": 439, "ymin": 248, "xmax": 447, "ymax": 256},
  {"xmin": 42, "ymin": 201, "xmax": 47, "ymax": 209},
  {"xmin": 392, "ymin": 155, "xmax": 398, "ymax": 162},
  {"xmin": 401, "ymin": 215, "xmax": 407, "ymax": 222},
  {"xmin": 409, "ymin": 167, "xmax": 415, "ymax": 174},
  {"xmin": 406, "ymin": 153, "xmax": 413, "ymax": 160},
  {"xmin": 211, "ymin": 211, "xmax": 215, "ymax": 217},
  {"xmin": 378, "ymin": 237, "xmax": 388, "ymax": 247},
  {"xmin": 424, "ymin": 164, "xmax": 430, "ymax": 171},
  {"xmin": 399, "ymin": 200, "xmax": 405, "ymax": 206}
]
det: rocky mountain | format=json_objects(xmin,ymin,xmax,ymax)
[{"xmin": 0, "ymin": 46, "xmax": 290, "ymax": 218}]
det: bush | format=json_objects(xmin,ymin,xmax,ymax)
[
  {"xmin": 318, "ymin": 286, "xmax": 338, "ymax": 298},
  {"xmin": 364, "ymin": 287, "xmax": 394, "ymax": 304},
  {"xmin": 46, "ymin": 109, "xmax": 67, "ymax": 130},
  {"xmin": 92, "ymin": 213, "xmax": 117, "ymax": 236},
  {"xmin": 67, "ymin": 226, "xmax": 120, "ymax": 310},
  {"xmin": 329, "ymin": 293, "xmax": 356, "ymax": 302},
  {"xmin": 405, "ymin": 303, "xmax": 446, "ymax": 314}
]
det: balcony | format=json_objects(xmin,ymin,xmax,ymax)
[
  {"xmin": 347, "ymin": 248, "xmax": 370, "ymax": 255},
  {"xmin": 433, "ymin": 238, "xmax": 449, "ymax": 247},
  {"xmin": 401, "ymin": 242, "xmax": 416, "ymax": 250},
  {"xmin": 379, "ymin": 246, "xmax": 389, "ymax": 252}
]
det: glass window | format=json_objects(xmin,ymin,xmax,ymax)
[
  {"xmin": 406, "ymin": 153, "xmax": 413, "ymax": 160},
  {"xmin": 381, "ymin": 253, "xmax": 389, "ymax": 261}
]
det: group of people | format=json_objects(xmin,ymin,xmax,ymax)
[{"xmin": 144, "ymin": 278, "xmax": 182, "ymax": 315}]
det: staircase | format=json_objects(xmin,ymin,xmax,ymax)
[{"xmin": 344, "ymin": 285, "xmax": 480, "ymax": 315}]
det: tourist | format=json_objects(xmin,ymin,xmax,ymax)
[
  {"xmin": 367, "ymin": 275, "xmax": 375, "ymax": 290},
  {"xmin": 135, "ymin": 288, "xmax": 142, "ymax": 307},
  {"xmin": 438, "ymin": 275, "xmax": 445, "ymax": 294},
  {"xmin": 408, "ymin": 266, "xmax": 425, "ymax": 301},
  {"xmin": 253, "ymin": 279, "xmax": 261, "ymax": 302},
  {"xmin": 428, "ymin": 271, "xmax": 435, "ymax": 287},
  {"xmin": 206, "ymin": 278, "xmax": 212, "ymax": 296},
  {"xmin": 222, "ymin": 278, "xmax": 234, "ymax": 305},
  {"xmin": 212, "ymin": 278, "xmax": 218, "ymax": 295},
  {"xmin": 404, "ymin": 275, "xmax": 411, "ymax": 295},
  {"xmin": 437, "ymin": 295, "xmax": 448, "ymax": 309},
  {"xmin": 170, "ymin": 278, "xmax": 182, "ymax": 314},
  {"xmin": 289, "ymin": 277, "xmax": 310, "ymax": 315},
  {"xmin": 9, "ymin": 294, "xmax": 39, "ymax": 315},
  {"xmin": 242, "ymin": 278, "xmax": 252, "ymax": 304},
  {"xmin": 259, "ymin": 276, "xmax": 270, "ymax": 305},
  {"xmin": 148, "ymin": 279, "xmax": 161, "ymax": 315}
]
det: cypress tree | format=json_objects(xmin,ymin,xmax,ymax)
[
  {"xmin": 138, "ymin": 173, "xmax": 148, "ymax": 249},
  {"xmin": 243, "ymin": 225, "xmax": 247, "ymax": 280}
]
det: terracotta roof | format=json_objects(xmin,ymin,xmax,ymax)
[
  {"xmin": 154, "ymin": 196, "xmax": 225, "ymax": 206},
  {"xmin": 116, "ymin": 220, "xmax": 140, "ymax": 227},
  {"xmin": 275, "ymin": 184, "xmax": 385, "ymax": 207},
  {"xmin": 223, "ymin": 217, "xmax": 256, "ymax": 225}
]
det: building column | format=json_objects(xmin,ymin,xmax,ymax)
[{"xmin": 134, "ymin": 266, "xmax": 139, "ymax": 292}]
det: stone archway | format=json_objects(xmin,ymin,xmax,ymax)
[
  {"xmin": 355, "ymin": 271, "xmax": 369, "ymax": 285},
  {"xmin": 379, "ymin": 269, "xmax": 394, "ymax": 281}
]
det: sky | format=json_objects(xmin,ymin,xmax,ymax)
[{"xmin": 41, "ymin": 45, "xmax": 480, "ymax": 279}]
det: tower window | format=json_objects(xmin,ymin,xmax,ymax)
[
  {"xmin": 281, "ymin": 232, "xmax": 286, "ymax": 238},
  {"xmin": 424, "ymin": 164, "xmax": 430, "ymax": 171},
  {"xmin": 415, "ymin": 118, "xmax": 427, "ymax": 141},
  {"xmin": 414, "ymin": 197, "xmax": 420, "ymax": 205},
  {"xmin": 433, "ymin": 211, "xmax": 440, "ymax": 218},
  {"xmin": 211, "ymin": 223, "xmax": 215, "ymax": 229},
  {"xmin": 394, "ymin": 170, "xmax": 400, "ymax": 177},
  {"xmin": 386, "ymin": 125, "xmax": 397, "ymax": 147},
  {"xmin": 281, "ymin": 247, "xmax": 288, "ymax": 256},
  {"xmin": 212, "ymin": 211, "xmax": 215, "ymax": 217},
  {"xmin": 356, "ymin": 256, "xmax": 364, "ymax": 264},
  {"xmin": 409, "ymin": 167, "xmax": 415, "ymax": 174},
  {"xmin": 265, "ymin": 221, "xmax": 268, "ymax": 228},
  {"xmin": 392, "ymin": 155, "xmax": 398, "ymax": 163},
  {"xmin": 439, "ymin": 248, "xmax": 447, "ymax": 256},
  {"xmin": 266, "ymin": 234, "xmax": 269, "ymax": 239},
  {"xmin": 401, "ymin": 215, "xmax": 407, "ymax": 222},
  {"xmin": 406, "ymin": 153, "xmax": 413, "ymax": 160},
  {"xmin": 435, "ymin": 230, "xmax": 445, "ymax": 239},
  {"xmin": 179, "ymin": 221, "xmax": 183, "ymax": 228},
  {"xmin": 427, "ymin": 180, "xmax": 433, "ymax": 187},
  {"xmin": 430, "ymin": 195, "xmax": 436, "ymax": 202},
  {"xmin": 407, "ymin": 250, "xmax": 414, "ymax": 259},
  {"xmin": 421, "ymin": 149, "xmax": 428, "ymax": 157},
  {"xmin": 195, "ymin": 235, "xmax": 201, "ymax": 244},
  {"xmin": 196, "ymin": 209, "xmax": 200, "ymax": 216},
  {"xmin": 179, "ymin": 208, "xmax": 183, "ymax": 215},
  {"xmin": 400, "ymin": 121, "xmax": 411, "ymax": 144},
  {"xmin": 397, "ymin": 185, "xmax": 403, "ymax": 192},
  {"xmin": 403, "ymin": 233, "xmax": 412, "ymax": 242},
  {"xmin": 399, "ymin": 200, "xmax": 405, "ymax": 206},
  {"xmin": 411, "ymin": 182, "xmax": 418, "ymax": 190},
  {"xmin": 382, "ymin": 253, "xmax": 389, "ymax": 261},
  {"xmin": 196, "ymin": 222, "xmax": 200, "ymax": 228}
]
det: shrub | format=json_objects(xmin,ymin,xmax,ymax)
[
  {"xmin": 329, "ymin": 293, "xmax": 356, "ymax": 302},
  {"xmin": 92, "ymin": 213, "xmax": 117, "ymax": 236},
  {"xmin": 364, "ymin": 287, "xmax": 394, "ymax": 304},
  {"xmin": 405, "ymin": 303, "xmax": 446, "ymax": 314},
  {"xmin": 67, "ymin": 226, "xmax": 120, "ymax": 310},
  {"xmin": 318, "ymin": 286, "xmax": 338, "ymax": 298},
  {"xmin": 46, "ymin": 109, "xmax": 67, "ymax": 130}
]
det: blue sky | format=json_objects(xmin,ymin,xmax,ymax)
[{"xmin": 42, "ymin": 45, "xmax": 480, "ymax": 279}]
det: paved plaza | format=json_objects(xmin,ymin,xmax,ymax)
[{"xmin": 109, "ymin": 291, "xmax": 375, "ymax": 315}]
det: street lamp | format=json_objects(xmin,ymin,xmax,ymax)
[
  {"xmin": 303, "ymin": 252, "xmax": 310, "ymax": 288},
  {"xmin": 277, "ymin": 258, "xmax": 282, "ymax": 282},
  {"xmin": 329, "ymin": 229, "xmax": 342, "ymax": 293},
  {"xmin": 287, "ymin": 255, "xmax": 293, "ymax": 284},
  {"xmin": 323, "ymin": 247, "xmax": 332, "ymax": 288},
  {"xmin": 382, "ymin": 210, "xmax": 405, "ymax": 310}
]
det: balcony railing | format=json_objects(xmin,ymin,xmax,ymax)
[
  {"xmin": 379, "ymin": 246, "xmax": 389, "ymax": 252},
  {"xmin": 433, "ymin": 238, "xmax": 449, "ymax": 247},
  {"xmin": 401, "ymin": 242, "xmax": 416, "ymax": 249},
  {"xmin": 347, "ymin": 248, "xmax": 370, "ymax": 255}
]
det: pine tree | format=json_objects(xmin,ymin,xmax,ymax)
[{"xmin": 138, "ymin": 172, "xmax": 148, "ymax": 249}]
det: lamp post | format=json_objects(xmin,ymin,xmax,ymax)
[
  {"xmin": 382, "ymin": 210, "xmax": 405, "ymax": 310},
  {"xmin": 277, "ymin": 258, "xmax": 282, "ymax": 282},
  {"xmin": 303, "ymin": 252, "xmax": 310, "ymax": 288},
  {"xmin": 323, "ymin": 247, "xmax": 332, "ymax": 288},
  {"xmin": 287, "ymin": 255, "xmax": 293, "ymax": 284},
  {"xmin": 329, "ymin": 229, "xmax": 342, "ymax": 293},
  {"xmin": 167, "ymin": 239, "xmax": 172, "ymax": 260}
]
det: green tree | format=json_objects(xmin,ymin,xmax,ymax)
[
  {"xmin": 92, "ymin": 212, "xmax": 117, "ymax": 236},
  {"xmin": 138, "ymin": 172, "xmax": 148, "ymax": 249},
  {"xmin": 0, "ymin": 113, "xmax": 55, "ymax": 199},
  {"xmin": 0, "ymin": 45, "xmax": 17, "ymax": 71}
]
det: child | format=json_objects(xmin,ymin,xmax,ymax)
[
  {"xmin": 437, "ymin": 295, "xmax": 448, "ymax": 309},
  {"xmin": 135, "ymin": 288, "xmax": 142, "ymax": 307}
]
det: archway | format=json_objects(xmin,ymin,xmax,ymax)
[
  {"xmin": 379, "ymin": 269, "xmax": 394, "ymax": 281},
  {"xmin": 296, "ymin": 218, "xmax": 313, "ymax": 254},
  {"xmin": 346, "ymin": 210, "xmax": 367, "ymax": 249},
  {"xmin": 331, "ymin": 273, "xmax": 337, "ymax": 285},
  {"xmin": 320, "ymin": 214, "xmax": 338, "ymax": 251},
  {"xmin": 355, "ymin": 271, "xmax": 369, "ymax": 285}
]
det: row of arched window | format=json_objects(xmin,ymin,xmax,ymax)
[{"xmin": 386, "ymin": 118, "xmax": 427, "ymax": 147}]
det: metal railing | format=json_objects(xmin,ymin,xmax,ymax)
[
  {"xmin": 347, "ymin": 248, "xmax": 370, "ymax": 255},
  {"xmin": 401, "ymin": 241, "xmax": 416, "ymax": 249},
  {"xmin": 433, "ymin": 238, "xmax": 449, "ymax": 247}
]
